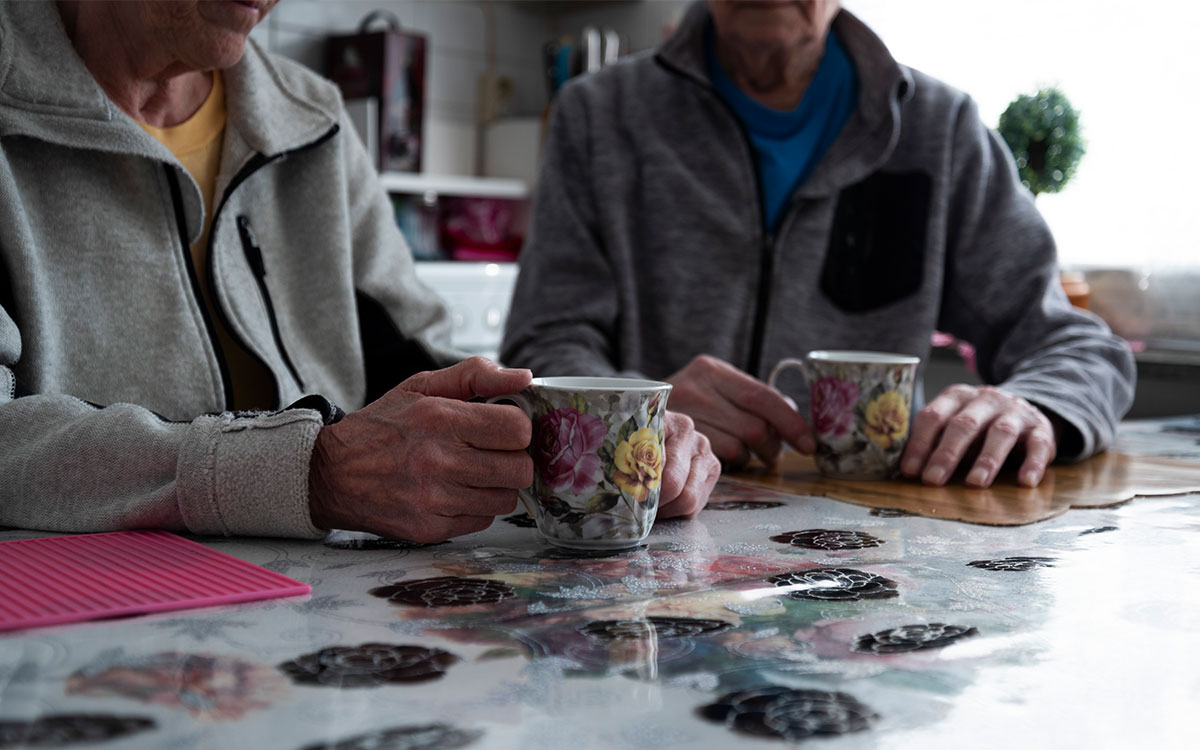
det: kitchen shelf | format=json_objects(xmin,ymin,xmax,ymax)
[{"xmin": 380, "ymin": 172, "xmax": 529, "ymax": 200}]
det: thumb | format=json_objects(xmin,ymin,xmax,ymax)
[{"xmin": 401, "ymin": 357, "xmax": 533, "ymax": 401}]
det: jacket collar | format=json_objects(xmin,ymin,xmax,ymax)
[
  {"xmin": 654, "ymin": 0, "xmax": 915, "ymax": 196},
  {"xmin": 0, "ymin": 0, "xmax": 337, "ymax": 158}
]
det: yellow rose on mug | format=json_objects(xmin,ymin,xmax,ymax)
[
  {"xmin": 864, "ymin": 391, "xmax": 910, "ymax": 450},
  {"xmin": 613, "ymin": 427, "xmax": 664, "ymax": 502}
]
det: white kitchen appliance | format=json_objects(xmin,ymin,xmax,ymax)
[{"xmin": 412, "ymin": 261, "xmax": 518, "ymax": 363}]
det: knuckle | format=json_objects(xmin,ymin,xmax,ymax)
[
  {"xmin": 945, "ymin": 383, "xmax": 976, "ymax": 399},
  {"xmin": 913, "ymin": 407, "xmax": 945, "ymax": 429},
  {"xmin": 929, "ymin": 448, "xmax": 959, "ymax": 467},
  {"xmin": 973, "ymin": 455, "xmax": 1002, "ymax": 473},
  {"xmin": 948, "ymin": 413, "xmax": 981, "ymax": 433},
  {"xmin": 990, "ymin": 419, "xmax": 1022, "ymax": 439}
]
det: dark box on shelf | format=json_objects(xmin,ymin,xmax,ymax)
[{"xmin": 326, "ymin": 21, "xmax": 426, "ymax": 173}]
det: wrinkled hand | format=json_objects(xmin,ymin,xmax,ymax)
[
  {"xmin": 665, "ymin": 354, "xmax": 814, "ymax": 469},
  {"xmin": 308, "ymin": 357, "xmax": 534, "ymax": 541},
  {"xmin": 900, "ymin": 384, "xmax": 1057, "ymax": 488},
  {"xmin": 657, "ymin": 411, "xmax": 722, "ymax": 518}
]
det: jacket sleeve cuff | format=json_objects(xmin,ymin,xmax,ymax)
[{"xmin": 177, "ymin": 409, "xmax": 327, "ymax": 538}]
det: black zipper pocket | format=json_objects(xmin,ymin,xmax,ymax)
[{"xmin": 236, "ymin": 215, "xmax": 305, "ymax": 391}]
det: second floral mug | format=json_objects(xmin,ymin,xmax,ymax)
[
  {"xmin": 768, "ymin": 351, "xmax": 919, "ymax": 480},
  {"xmin": 489, "ymin": 377, "xmax": 672, "ymax": 550}
]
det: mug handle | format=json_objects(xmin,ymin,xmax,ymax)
[
  {"xmin": 767, "ymin": 357, "xmax": 810, "ymax": 391},
  {"xmin": 485, "ymin": 393, "xmax": 538, "ymax": 519},
  {"xmin": 485, "ymin": 392, "xmax": 533, "ymax": 418}
]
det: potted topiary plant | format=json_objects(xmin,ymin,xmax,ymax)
[
  {"xmin": 998, "ymin": 86, "xmax": 1091, "ymax": 308},
  {"xmin": 997, "ymin": 86, "xmax": 1085, "ymax": 197}
]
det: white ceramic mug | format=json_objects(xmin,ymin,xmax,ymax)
[
  {"xmin": 489, "ymin": 377, "xmax": 672, "ymax": 550},
  {"xmin": 768, "ymin": 351, "xmax": 919, "ymax": 480}
]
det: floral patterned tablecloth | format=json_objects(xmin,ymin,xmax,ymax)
[{"xmin": 2, "ymin": 417, "xmax": 1199, "ymax": 749}]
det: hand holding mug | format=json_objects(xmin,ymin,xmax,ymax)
[
  {"xmin": 490, "ymin": 376, "xmax": 678, "ymax": 550},
  {"xmin": 664, "ymin": 354, "xmax": 815, "ymax": 469},
  {"xmin": 307, "ymin": 357, "xmax": 534, "ymax": 542}
]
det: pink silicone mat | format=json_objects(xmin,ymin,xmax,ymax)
[{"xmin": 0, "ymin": 530, "xmax": 311, "ymax": 633}]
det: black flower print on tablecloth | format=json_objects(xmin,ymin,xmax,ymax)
[
  {"xmin": 1080, "ymin": 526, "xmax": 1118, "ymax": 536},
  {"xmin": 869, "ymin": 507, "xmax": 915, "ymax": 517},
  {"xmin": 768, "ymin": 568, "xmax": 899, "ymax": 601},
  {"xmin": 299, "ymin": 723, "xmax": 482, "ymax": 750},
  {"xmin": 501, "ymin": 513, "xmax": 538, "ymax": 528},
  {"xmin": 369, "ymin": 576, "xmax": 516, "ymax": 607},
  {"xmin": 0, "ymin": 714, "xmax": 155, "ymax": 747},
  {"xmin": 705, "ymin": 500, "xmax": 786, "ymax": 511},
  {"xmin": 698, "ymin": 686, "xmax": 878, "ymax": 740},
  {"xmin": 967, "ymin": 556, "xmax": 1057, "ymax": 572},
  {"xmin": 324, "ymin": 537, "xmax": 446, "ymax": 551},
  {"xmin": 853, "ymin": 623, "xmax": 979, "ymax": 654},
  {"xmin": 770, "ymin": 529, "xmax": 885, "ymax": 550},
  {"xmin": 279, "ymin": 644, "xmax": 459, "ymax": 687},
  {"xmin": 578, "ymin": 617, "xmax": 734, "ymax": 641}
]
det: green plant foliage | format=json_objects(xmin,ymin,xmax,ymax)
[{"xmin": 997, "ymin": 87, "xmax": 1085, "ymax": 196}]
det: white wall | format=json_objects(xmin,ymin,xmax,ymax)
[{"xmin": 842, "ymin": 0, "xmax": 1200, "ymax": 271}]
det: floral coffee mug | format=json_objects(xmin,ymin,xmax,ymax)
[
  {"xmin": 768, "ymin": 351, "xmax": 919, "ymax": 480},
  {"xmin": 489, "ymin": 377, "xmax": 672, "ymax": 550}
]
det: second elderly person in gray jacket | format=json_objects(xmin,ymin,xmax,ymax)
[
  {"xmin": 0, "ymin": 0, "xmax": 719, "ymax": 541},
  {"xmin": 502, "ymin": 0, "xmax": 1135, "ymax": 490}
]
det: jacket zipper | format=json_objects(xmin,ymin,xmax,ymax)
[
  {"xmin": 654, "ymin": 56, "xmax": 778, "ymax": 378},
  {"xmin": 197, "ymin": 124, "xmax": 340, "ymax": 408},
  {"xmin": 165, "ymin": 166, "xmax": 234, "ymax": 408},
  {"xmin": 237, "ymin": 214, "xmax": 304, "ymax": 390}
]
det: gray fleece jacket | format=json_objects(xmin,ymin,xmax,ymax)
[
  {"xmin": 502, "ymin": 2, "xmax": 1135, "ymax": 460},
  {"xmin": 0, "ymin": 0, "xmax": 458, "ymax": 538}
]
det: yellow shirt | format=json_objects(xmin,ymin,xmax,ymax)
[{"xmin": 139, "ymin": 70, "xmax": 276, "ymax": 410}]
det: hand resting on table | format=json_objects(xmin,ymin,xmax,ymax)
[{"xmin": 901, "ymin": 384, "xmax": 1059, "ymax": 489}]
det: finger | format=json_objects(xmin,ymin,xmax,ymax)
[
  {"xmin": 710, "ymin": 366, "xmax": 812, "ymax": 450},
  {"xmin": 965, "ymin": 415, "xmax": 1024, "ymax": 488},
  {"xmin": 455, "ymin": 402, "xmax": 532, "ymax": 451},
  {"xmin": 901, "ymin": 385, "xmax": 974, "ymax": 478},
  {"xmin": 437, "ymin": 486, "xmax": 522, "ymax": 518},
  {"xmin": 660, "ymin": 413, "xmax": 696, "ymax": 506},
  {"xmin": 682, "ymin": 404, "xmax": 780, "ymax": 466},
  {"xmin": 400, "ymin": 397, "xmax": 530, "ymax": 452},
  {"xmin": 1017, "ymin": 423, "xmax": 1057, "ymax": 487},
  {"xmin": 694, "ymin": 419, "xmax": 751, "ymax": 468},
  {"xmin": 419, "ymin": 513, "xmax": 496, "ymax": 542},
  {"xmin": 401, "ymin": 356, "xmax": 532, "ymax": 401},
  {"xmin": 455, "ymin": 449, "xmax": 534, "ymax": 491},
  {"xmin": 921, "ymin": 394, "xmax": 1004, "ymax": 486},
  {"xmin": 660, "ymin": 436, "xmax": 720, "ymax": 519}
]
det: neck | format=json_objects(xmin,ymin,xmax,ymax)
[
  {"xmin": 57, "ymin": 0, "xmax": 212, "ymax": 127},
  {"xmin": 716, "ymin": 36, "xmax": 825, "ymax": 111}
]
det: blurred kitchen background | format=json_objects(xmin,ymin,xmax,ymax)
[{"xmin": 250, "ymin": 0, "xmax": 1200, "ymax": 417}]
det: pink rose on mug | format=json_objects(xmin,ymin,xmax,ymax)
[
  {"xmin": 534, "ymin": 407, "xmax": 606, "ymax": 494},
  {"xmin": 811, "ymin": 377, "xmax": 859, "ymax": 438}
]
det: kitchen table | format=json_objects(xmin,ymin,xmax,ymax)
[{"xmin": 2, "ymin": 415, "xmax": 1199, "ymax": 749}]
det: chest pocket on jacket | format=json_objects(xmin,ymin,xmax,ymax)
[{"xmin": 819, "ymin": 170, "xmax": 932, "ymax": 313}]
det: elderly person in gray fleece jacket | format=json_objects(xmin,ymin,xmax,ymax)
[
  {"xmin": 0, "ymin": 0, "xmax": 719, "ymax": 541},
  {"xmin": 502, "ymin": 0, "xmax": 1135, "ymax": 490}
]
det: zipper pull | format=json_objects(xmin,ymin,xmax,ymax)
[{"xmin": 236, "ymin": 215, "xmax": 266, "ymax": 278}]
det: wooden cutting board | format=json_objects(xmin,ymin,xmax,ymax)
[{"xmin": 728, "ymin": 450, "xmax": 1200, "ymax": 525}]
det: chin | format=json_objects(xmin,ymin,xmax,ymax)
[{"xmin": 194, "ymin": 34, "xmax": 252, "ymax": 70}]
